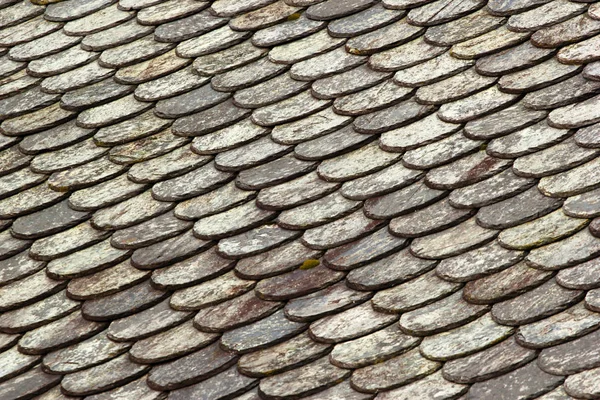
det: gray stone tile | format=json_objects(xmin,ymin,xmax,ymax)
[
  {"xmin": 450, "ymin": 26, "xmax": 530, "ymax": 59},
  {"xmin": 194, "ymin": 200, "xmax": 275, "ymax": 239},
  {"xmin": 169, "ymin": 365, "xmax": 257, "ymax": 400},
  {"xmin": 174, "ymin": 180, "xmax": 255, "ymax": 220},
  {"xmin": 252, "ymin": 90, "xmax": 330, "ymax": 127},
  {"xmin": 127, "ymin": 145, "xmax": 210, "ymax": 183},
  {"xmin": 369, "ymin": 36, "xmax": 448, "ymax": 72},
  {"xmin": 77, "ymin": 94, "xmax": 152, "ymax": 129},
  {"xmin": 172, "ymin": 99, "xmax": 251, "ymax": 137},
  {"xmin": 29, "ymin": 221, "xmax": 110, "ymax": 261},
  {"xmin": 152, "ymin": 161, "xmax": 233, "ymax": 201},
  {"xmin": 379, "ymin": 370, "xmax": 468, "ymax": 400},
  {"xmin": 99, "ymin": 35, "xmax": 174, "ymax": 69},
  {"xmin": 425, "ymin": 151, "xmax": 510, "ymax": 190},
  {"xmin": 0, "ymin": 229, "xmax": 30, "ymax": 261},
  {"xmin": 408, "ymin": 0, "xmax": 484, "ymax": 26},
  {"xmin": 508, "ymin": 0, "xmax": 586, "ymax": 32},
  {"xmin": 476, "ymin": 41, "xmax": 554, "ymax": 77},
  {"xmin": 402, "ymin": 132, "xmax": 483, "ymax": 170},
  {"xmin": 575, "ymin": 121, "xmax": 600, "ymax": 148},
  {"xmin": 155, "ymin": 82, "xmax": 227, "ymax": 119},
  {"xmin": 236, "ymin": 154, "xmax": 316, "ymax": 190},
  {"xmin": 394, "ymin": 51, "xmax": 473, "ymax": 87},
  {"xmin": 134, "ymin": 65, "xmax": 207, "ymax": 102},
  {"xmin": 94, "ymin": 110, "xmax": 170, "ymax": 146},
  {"xmin": 192, "ymin": 40, "xmax": 267, "ymax": 76},
  {"xmin": 306, "ymin": 0, "xmax": 375, "ymax": 20},
  {"xmin": 564, "ymin": 188, "xmax": 600, "ymax": 218},
  {"xmin": 328, "ymin": 4, "xmax": 403, "ymax": 38},
  {"xmin": 442, "ymin": 336, "xmax": 536, "ymax": 384},
  {"xmin": 61, "ymin": 78, "xmax": 135, "ymax": 111},
  {"xmin": 45, "ymin": 0, "xmax": 116, "ymax": 21},
  {"xmin": 85, "ymin": 376, "xmax": 166, "ymax": 400},
  {"xmin": 312, "ymin": 64, "xmax": 391, "ymax": 99},
  {"xmin": 558, "ymin": 31, "xmax": 600, "ymax": 65},
  {"xmin": 234, "ymin": 72, "xmax": 310, "ymax": 109},
  {"xmin": 110, "ymin": 210, "xmax": 192, "ymax": 250},
  {"xmin": 252, "ymin": 14, "xmax": 325, "ymax": 47},
  {"xmin": 0, "ymin": 16, "xmax": 61, "ymax": 47},
  {"xmin": 351, "ymin": 348, "xmax": 440, "ymax": 392},
  {"xmin": 364, "ymin": 179, "xmax": 445, "ymax": 219},
  {"xmin": 210, "ymin": 0, "xmax": 276, "ymax": 16},
  {"xmin": 8, "ymin": 29, "xmax": 81, "ymax": 62},
  {"xmin": 565, "ymin": 366, "xmax": 600, "ymax": 399},
  {"xmin": 0, "ymin": 269, "xmax": 65, "ymax": 312},
  {"xmin": 538, "ymin": 328, "xmax": 600, "ymax": 376},
  {"xmin": 291, "ymin": 46, "xmax": 366, "ymax": 81},
  {"xmin": 230, "ymin": 1, "xmax": 301, "ymax": 31},
  {"xmin": 136, "ymin": 0, "xmax": 208, "ymax": 25},
  {"xmin": 69, "ymin": 173, "xmax": 147, "ymax": 212},
  {"xmin": 256, "ymin": 263, "xmax": 343, "ymax": 300},
  {"xmin": 539, "ymin": 156, "xmax": 600, "ymax": 197},
  {"xmin": 92, "ymin": 190, "xmax": 173, "ymax": 230},
  {"xmin": 334, "ymin": 79, "xmax": 414, "ymax": 116},
  {"xmin": 48, "ymin": 156, "xmax": 128, "ymax": 192},
  {"xmin": 31, "ymin": 46, "xmax": 100, "ymax": 80},
  {"xmin": 257, "ymin": 171, "xmax": 339, "ymax": 210},
  {"xmin": 425, "ymin": 9, "xmax": 505, "ymax": 46},
  {"xmin": 63, "ymin": 4, "xmax": 134, "ymax": 36},
  {"xmin": 0, "ymin": 168, "xmax": 45, "ymax": 201},
  {"xmin": 30, "ymin": 138, "xmax": 107, "ymax": 174},
  {"xmin": 467, "ymin": 361, "xmax": 564, "ymax": 400},
  {"xmin": 487, "ymin": 0, "xmax": 551, "ymax": 15},
  {"xmin": 532, "ymin": 13, "xmax": 600, "ymax": 48},
  {"xmin": 345, "ymin": 17, "xmax": 423, "ymax": 55},
  {"xmin": 131, "ymin": 229, "xmax": 211, "ymax": 270},
  {"xmin": 438, "ymin": 86, "xmax": 519, "ymax": 123},
  {"xmin": 154, "ymin": 10, "xmax": 227, "ymax": 42},
  {"xmin": 259, "ymin": 356, "xmax": 351, "ymax": 399},
  {"xmin": 463, "ymin": 261, "xmax": 553, "ymax": 304},
  {"xmin": 0, "ymin": 1, "xmax": 43, "ymax": 29},
  {"xmin": 176, "ymin": 25, "xmax": 250, "ymax": 58},
  {"xmin": 80, "ymin": 18, "xmax": 153, "ymax": 51},
  {"xmin": 341, "ymin": 161, "xmax": 423, "ymax": 201},
  {"xmin": 212, "ymin": 57, "xmax": 287, "ymax": 92},
  {"xmin": 557, "ymin": 257, "xmax": 600, "ymax": 289},
  {"xmin": 498, "ymin": 58, "xmax": 581, "ymax": 94},
  {"xmin": 0, "ymin": 366, "xmax": 61, "ymax": 400},
  {"xmin": 284, "ymin": 281, "xmax": 372, "ymax": 322},
  {"xmin": 217, "ymin": 223, "xmax": 302, "ymax": 258},
  {"xmin": 354, "ymin": 98, "xmax": 434, "ymax": 134},
  {"xmin": 1, "ymin": 103, "xmax": 75, "ymax": 136},
  {"xmin": 271, "ymin": 107, "xmax": 351, "ymax": 144},
  {"xmin": 0, "ymin": 250, "xmax": 44, "ymax": 287},
  {"xmin": 0, "ymin": 183, "xmax": 68, "ymax": 219},
  {"xmin": 11, "ymin": 199, "xmax": 90, "ymax": 240}
]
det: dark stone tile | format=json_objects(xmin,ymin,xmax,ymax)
[
  {"xmin": 213, "ymin": 57, "xmax": 287, "ymax": 92},
  {"xmin": 127, "ymin": 145, "xmax": 210, "ymax": 184},
  {"xmin": 256, "ymin": 264, "xmax": 344, "ymax": 301},
  {"xmin": 193, "ymin": 200, "xmax": 275, "ymax": 240},
  {"xmin": 443, "ymin": 336, "xmax": 536, "ymax": 384},
  {"xmin": 48, "ymin": 156, "xmax": 128, "ymax": 192},
  {"xmin": 538, "ymin": 328, "xmax": 600, "ymax": 375},
  {"xmin": 463, "ymin": 262, "xmax": 553, "ymax": 305},
  {"xmin": 0, "ymin": 86, "xmax": 59, "ymax": 119},
  {"xmin": 425, "ymin": 9, "xmax": 505, "ymax": 46},
  {"xmin": 303, "ymin": 380, "xmax": 374, "ymax": 400},
  {"xmin": 238, "ymin": 332, "xmax": 332, "ymax": 377},
  {"xmin": 476, "ymin": 41, "xmax": 554, "ymax": 77},
  {"xmin": 62, "ymin": 4, "xmax": 133, "ymax": 36},
  {"xmin": 408, "ymin": 0, "xmax": 484, "ymax": 26},
  {"xmin": 0, "ymin": 183, "xmax": 68, "ymax": 219},
  {"xmin": 0, "ymin": 366, "xmax": 61, "ymax": 400},
  {"xmin": 229, "ymin": 1, "xmax": 301, "ymax": 31},
  {"xmin": 174, "ymin": 181, "xmax": 255, "ymax": 220},
  {"xmin": 67, "ymin": 260, "xmax": 149, "ymax": 300},
  {"xmin": 369, "ymin": 36, "xmax": 447, "ymax": 72},
  {"xmin": 575, "ymin": 121, "xmax": 600, "ymax": 148},
  {"xmin": 94, "ymin": 111, "xmax": 169, "ymax": 147},
  {"xmin": 351, "ymin": 348, "xmax": 440, "ymax": 393},
  {"xmin": 110, "ymin": 211, "xmax": 193, "ymax": 250},
  {"xmin": 380, "ymin": 113, "xmax": 461, "ymax": 152},
  {"xmin": 294, "ymin": 125, "xmax": 376, "ymax": 162},
  {"xmin": 99, "ymin": 34, "xmax": 174, "ymax": 69},
  {"xmin": 150, "ymin": 159, "xmax": 232, "ymax": 199},
  {"xmin": 154, "ymin": 10, "xmax": 226, "ymax": 42},
  {"xmin": 284, "ymin": 281, "xmax": 372, "ymax": 322},
  {"xmin": 426, "ymin": 151, "xmax": 510, "ymax": 190},
  {"xmin": 214, "ymin": 136, "xmax": 291, "ymax": 172},
  {"xmin": 526, "ymin": 228, "xmax": 600, "ymax": 270},
  {"xmin": 0, "ymin": 250, "xmax": 44, "ymax": 287},
  {"xmin": 557, "ymin": 257, "xmax": 600, "ymax": 289},
  {"xmin": 218, "ymin": 224, "xmax": 302, "ymax": 259},
  {"xmin": 169, "ymin": 365, "xmax": 257, "ymax": 400},
  {"xmin": 109, "ymin": 130, "xmax": 188, "ymax": 166},
  {"xmin": 252, "ymin": 90, "xmax": 330, "ymax": 127},
  {"xmin": 91, "ymin": 190, "xmax": 172, "ymax": 230},
  {"xmin": 131, "ymin": 229, "xmax": 211, "ymax": 270},
  {"xmin": 306, "ymin": 0, "xmax": 375, "ymax": 20},
  {"xmin": 523, "ymin": 74, "xmax": 600, "ymax": 111},
  {"xmin": 61, "ymin": 78, "xmax": 134, "ymax": 112},
  {"xmin": 210, "ymin": 0, "xmax": 277, "ymax": 16},
  {"xmin": 10, "ymin": 200, "xmax": 89, "ymax": 240},
  {"xmin": 259, "ymin": 356, "xmax": 351, "ymax": 399},
  {"xmin": 84, "ymin": 376, "xmax": 166, "ymax": 400},
  {"xmin": 257, "ymin": 171, "xmax": 339, "ymax": 211},
  {"xmin": 364, "ymin": 179, "xmax": 446, "ymax": 219},
  {"xmin": 353, "ymin": 98, "xmax": 434, "ymax": 134},
  {"xmin": 151, "ymin": 247, "xmax": 235, "ymax": 290},
  {"xmin": 192, "ymin": 40, "xmax": 267, "ymax": 76},
  {"xmin": 172, "ymin": 99, "xmax": 250, "ymax": 137},
  {"xmin": 312, "ymin": 64, "xmax": 391, "ymax": 100},
  {"xmin": 341, "ymin": 161, "xmax": 423, "ymax": 201},
  {"xmin": 0, "ymin": 229, "xmax": 30, "ymax": 262},
  {"xmin": 234, "ymin": 72, "xmax": 310, "ymax": 109},
  {"xmin": 378, "ymin": 371, "xmax": 468, "ymax": 400},
  {"xmin": 30, "ymin": 139, "xmax": 108, "ymax": 174},
  {"xmin": 115, "ymin": 49, "xmax": 190, "ymax": 86},
  {"xmin": 402, "ymin": 132, "xmax": 483, "ymax": 170},
  {"xmin": 194, "ymin": 290, "xmax": 282, "ymax": 333},
  {"xmin": 328, "ymin": 3, "xmax": 403, "ymax": 38},
  {"xmin": 237, "ymin": 154, "xmax": 316, "ymax": 190},
  {"xmin": 136, "ymin": 0, "xmax": 208, "ymax": 25},
  {"xmin": 135, "ymin": 65, "xmax": 208, "ymax": 102},
  {"xmin": 271, "ymin": 107, "xmax": 351, "ymax": 145},
  {"xmin": 0, "ymin": 345, "xmax": 40, "ymax": 383},
  {"xmin": 467, "ymin": 361, "xmax": 564, "ymax": 400},
  {"xmin": 82, "ymin": 280, "xmax": 167, "ymax": 321}
]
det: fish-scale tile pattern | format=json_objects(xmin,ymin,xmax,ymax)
[{"xmin": 1, "ymin": 0, "xmax": 600, "ymax": 398}]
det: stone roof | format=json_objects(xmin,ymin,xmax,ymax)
[{"xmin": 1, "ymin": 0, "xmax": 600, "ymax": 398}]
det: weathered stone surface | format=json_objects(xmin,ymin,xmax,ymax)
[
  {"xmin": 443, "ymin": 336, "xmax": 536, "ymax": 384},
  {"xmin": 334, "ymin": 78, "xmax": 413, "ymax": 117},
  {"xmin": 229, "ymin": 1, "xmax": 301, "ymax": 31},
  {"xmin": 0, "ymin": 16, "xmax": 61, "ymax": 47},
  {"xmin": 390, "ymin": 199, "xmax": 474, "ymax": 238},
  {"xmin": 425, "ymin": 9, "xmax": 505, "ymax": 46},
  {"xmin": 219, "ymin": 222, "xmax": 302, "ymax": 260},
  {"xmin": 84, "ymin": 376, "xmax": 166, "ymax": 400},
  {"xmin": 176, "ymin": 24, "xmax": 250, "ymax": 58},
  {"xmin": 81, "ymin": 18, "xmax": 153, "ymax": 51},
  {"xmin": 306, "ymin": 0, "xmax": 375, "ymax": 20},
  {"xmin": 539, "ymin": 156, "xmax": 600, "ymax": 197},
  {"xmin": 77, "ymin": 94, "xmax": 152, "ymax": 129},
  {"xmin": 526, "ymin": 228, "xmax": 600, "ymax": 270},
  {"xmin": 136, "ymin": 0, "xmax": 208, "ymax": 25},
  {"xmin": 63, "ymin": 4, "xmax": 134, "ymax": 36},
  {"xmin": 221, "ymin": 309, "xmax": 306, "ymax": 353},
  {"xmin": 172, "ymin": 99, "xmax": 250, "ymax": 137},
  {"xmin": 0, "ymin": 183, "xmax": 68, "ymax": 219},
  {"xmin": 402, "ymin": 132, "xmax": 483, "ymax": 170},
  {"xmin": 67, "ymin": 260, "xmax": 148, "ymax": 300},
  {"xmin": 175, "ymin": 181, "xmax": 255, "ymax": 220},
  {"xmin": 169, "ymin": 365, "xmax": 257, "ymax": 400},
  {"xmin": 467, "ymin": 361, "xmax": 564, "ymax": 400},
  {"xmin": 153, "ymin": 10, "xmax": 226, "ymax": 43},
  {"xmin": 271, "ymin": 107, "xmax": 351, "ymax": 144},
  {"xmin": 192, "ymin": 40, "xmax": 266, "ymax": 76},
  {"xmin": 256, "ymin": 264, "xmax": 344, "ymax": 301},
  {"xmin": 238, "ymin": 331, "xmax": 332, "ymax": 377},
  {"xmin": 538, "ymin": 328, "xmax": 600, "ymax": 376},
  {"xmin": 549, "ymin": 94, "xmax": 600, "ymax": 129},
  {"xmin": 44, "ymin": 0, "xmax": 117, "ymax": 22},
  {"xmin": 0, "ymin": 345, "xmax": 40, "ymax": 382},
  {"xmin": 558, "ymin": 257, "xmax": 600, "ymax": 290},
  {"xmin": 372, "ymin": 270, "xmax": 461, "ymax": 313},
  {"xmin": 109, "ymin": 130, "xmax": 188, "ymax": 165},
  {"xmin": 369, "ymin": 36, "xmax": 447, "ymax": 72},
  {"xmin": 61, "ymin": 353, "xmax": 149, "ymax": 396},
  {"xmin": 11, "ymin": 199, "xmax": 89, "ymax": 240},
  {"xmin": 364, "ymin": 179, "xmax": 446, "ymax": 219},
  {"xmin": 354, "ymin": 98, "xmax": 434, "ymax": 135},
  {"xmin": 0, "ymin": 251, "xmax": 44, "ymax": 287},
  {"xmin": 407, "ymin": 0, "xmax": 484, "ymax": 26},
  {"xmin": 0, "ymin": 366, "xmax": 61, "ymax": 400},
  {"xmin": 234, "ymin": 72, "xmax": 310, "ymax": 109},
  {"xmin": 450, "ymin": 26, "xmax": 530, "ymax": 59},
  {"xmin": 1, "ymin": 103, "xmax": 75, "ymax": 136},
  {"xmin": 524, "ymin": 74, "xmax": 600, "ymax": 111},
  {"xmin": 128, "ymin": 145, "xmax": 210, "ymax": 183},
  {"xmin": 194, "ymin": 200, "xmax": 274, "ymax": 239},
  {"xmin": 111, "ymin": 211, "xmax": 192, "ymax": 250},
  {"xmin": 214, "ymin": 136, "xmax": 291, "ymax": 172},
  {"xmin": 29, "ymin": 221, "xmax": 110, "ymax": 261},
  {"xmin": 252, "ymin": 14, "xmax": 325, "ymax": 47},
  {"xmin": 312, "ymin": 64, "xmax": 391, "ymax": 99},
  {"xmin": 99, "ymin": 34, "xmax": 173, "ymax": 69},
  {"xmin": 351, "ymin": 348, "xmax": 440, "ymax": 393},
  {"xmin": 42, "ymin": 331, "xmax": 130, "ymax": 374},
  {"xmin": 380, "ymin": 113, "xmax": 461, "ymax": 152},
  {"xmin": 69, "ymin": 174, "xmax": 147, "ymax": 212},
  {"xmin": 378, "ymin": 370, "xmax": 468, "ymax": 400},
  {"xmin": 92, "ymin": 190, "xmax": 172, "ymax": 230},
  {"xmin": 61, "ymin": 78, "xmax": 135, "ymax": 112},
  {"xmin": 420, "ymin": 313, "xmax": 515, "ymax": 361}
]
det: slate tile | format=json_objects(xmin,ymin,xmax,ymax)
[
  {"xmin": 354, "ymin": 98, "xmax": 435, "ymax": 134},
  {"xmin": 499, "ymin": 59, "xmax": 581, "ymax": 94},
  {"xmin": 18, "ymin": 310, "xmax": 105, "ymax": 355},
  {"xmin": 235, "ymin": 72, "xmax": 310, "ymax": 109},
  {"xmin": 115, "ymin": 50, "xmax": 190, "ymax": 86},
  {"xmin": 193, "ymin": 200, "xmax": 275, "ymax": 239},
  {"xmin": 532, "ymin": 13, "xmax": 600, "ymax": 48},
  {"xmin": 61, "ymin": 353, "xmax": 149, "ymax": 396},
  {"xmin": 236, "ymin": 154, "xmax": 316, "ymax": 190},
  {"xmin": 82, "ymin": 280, "xmax": 167, "ymax": 321},
  {"xmin": 284, "ymin": 281, "xmax": 372, "ymax": 322},
  {"xmin": 0, "ymin": 250, "xmax": 44, "ymax": 287},
  {"xmin": 0, "ymin": 1, "xmax": 43, "ymax": 29},
  {"xmin": 537, "ymin": 328, "xmax": 600, "ymax": 375},
  {"xmin": 8, "ymin": 29, "xmax": 80, "ymax": 62},
  {"xmin": 303, "ymin": 381, "xmax": 373, "ymax": 400},
  {"xmin": 77, "ymin": 94, "xmax": 152, "ymax": 129},
  {"xmin": 218, "ymin": 224, "xmax": 302, "ymax": 258},
  {"xmin": 111, "ymin": 211, "xmax": 192, "ymax": 250},
  {"xmin": 213, "ymin": 57, "xmax": 287, "ymax": 93},
  {"xmin": 564, "ymin": 187, "xmax": 600, "ymax": 218},
  {"xmin": 29, "ymin": 221, "xmax": 110, "ymax": 262},
  {"xmin": 91, "ymin": 191, "xmax": 172, "ymax": 230},
  {"xmin": 308, "ymin": 301, "xmax": 397, "ymax": 343},
  {"xmin": 424, "ymin": 9, "xmax": 505, "ymax": 46},
  {"xmin": 257, "ymin": 171, "xmax": 339, "ymax": 211},
  {"xmin": 345, "ymin": 17, "xmax": 423, "ymax": 55},
  {"xmin": 369, "ymin": 36, "xmax": 448, "ymax": 72},
  {"xmin": 442, "ymin": 336, "xmax": 536, "ymax": 384},
  {"xmin": 151, "ymin": 247, "xmax": 235, "ymax": 290},
  {"xmin": 136, "ymin": 0, "xmax": 208, "ymax": 25},
  {"xmin": 272, "ymin": 107, "xmax": 351, "ymax": 144},
  {"xmin": 319, "ymin": 142, "xmax": 399, "ymax": 182},
  {"xmin": 252, "ymin": 90, "xmax": 330, "ymax": 128},
  {"xmin": 61, "ymin": 78, "xmax": 135, "ymax": 112},
  {"xmin": 67, "ymin": 260, "xmax": 149, "ymax": 300},
  {"xmin": 0, "ymin": 366, "xmax": 61, "ymax": 400},
  {"xmin": 559, "ymin": 33, "xmax": 600, "ymax": 65},
  {"xmin": 425, "ymin": 151, "xmax": 510, "ymax": 190},
  {"xmin": 475, "ymin": 41, "xmax": 554, "ymax": 77},
  {"xmin": 350, "ymin": 348, "xmax": 440, "ymax": 393},
  {"xmin": 238, "ymin": 331, "xmax": 331, "ymax": 377},
  {"xmin": 69, "ymin": 173, "xmax": 147, "ymax": 212},
  {"xmin": 557, "ymin": 257, "xmax": 600, "ymax": 289},
  {"xmin": 11, "ymin": 200, "xmax": 89, "ymax": 240},
  {"xmin": 42, "ymin": 331, "xmax": 130, "ymax": 374},
  {"xmin": 364, "ymin": 179, "xmax": 445, "ymax": 219},
  {"xmin": 154, "ymin": 10, "xmax": 227, "ymax": 43},
  {"xmin": 0, "ymin": 290, "xmax": 79, "ymax": 333},
  {"xmin": 94, "ymin": 110, "xmax": 170, "ymax": 146},
  {"xmin": 174, "ymin": 181, "xmax": 255, "ymax": 220},
  {"xmin": 312, "ymin": 64, "xmax": 391, "ymax": 100},
  {"xmin": 498, "ymin": 209, "xmax": 588, "ymax": 250},
  {"xmin": 170, "ymin": 365, "xmax": 258, "ymax": 400},
  {"xmin": 291, "ymin": 47, "xmax": 366, "ymax": 82},
  {"xmin": 80, "ymin": 18, "xmax": 154, "ymax": 51},
  {"xmin": 402, "ymin": 132, "xmax": 483, "ymax": 170},
  {"xmin": 548, "ymin": 94, "xmax": 600, "ymax": 129},
  {"xmin": 170, "ymin": 270, "xmax": 254, "ymax": 310},
  {"xmin": 575, "ymin": 122, "xmax": 600, "ymax": 148},
  {"xmin": 210, "ymin": 0, "xmax": 277, "ymax": 16},
  {"xmin": 0, "ymin": 70, "xmax": 39, "ymax": 101},
  {"xmin": 194, "ymin": 290, "xmax": 282, "ymax": 332},
  {"xmin": 306, "ymin": 0, "xmax": 375, "ymax": 20},
  {"xmin": 84, "ymin": 376, "xmax": 166, "ymax": 400},
  {"xmin": 450, "ymin": 26, "xmax": 530, "ymax": 59},
  {"xmin": 134, "ymin": 65, "xmax": 207, "ymax": 100},
  {"xmin": 63, "ymin": 4, "xmax": 134, "ymax": 36},
  {"xmin": 128, "ymin": 145, "xmax": 210, "ymax": 184},
  {"xmin": 585, "ymin": 287, "xmax": 600, "ymax": 311},
  {"xmin": 378, "ymin": 370, "xmax": 468, "ymax": 399},
  {"xmin": 110, "ymin": 130, "xmax": 188, "ymax": 165},
  {"xmin": 129, "ymin": 319, "xmax": 217, "ymax": 363},
  {"xmin": 539, "ymin": 156, "xmax": 600, "ymax": 197},
  {"xmin": 51, "ymin": 154, "xmax": 122, "ymax": 190},
  {"xmin": 535, "ymin": 386, "xmax": 575, "ymax": 400},
  {"xmin": 193, "ymin": 40, "xmax": 267, "ymax": 77},
  {"xmin": 258, "ymin": 356, "xmax": 351, "ymax": 399},
  {"xmin": 0, "ymin": 146, "xmax": 32, "ymax": 177},
  {"xmin": 107, "ymin": 298, "xmax": 192, "ymax": 342},
  {"xmin": 564, "ymin": 366, "xmax": 600, "ymax": 399},
  {"xmin": 408, "ymin": 0, "xmax": 484, "ymax": 26},
  {"xmin": 172, "ymin": 99, "xmax": 251, "ymax": 137},
  {"xmin": 438, "ymin": 86, "xmax": 519, "ymax": 123},
  {"xmin": 230, "ymin": 1, "xmax": 301, "ymax": 31},
  {"xmin": 0, "ymin": 183, "xmax": 68, "ymax": 219},
  {"xmin": 333, "ymin": 79, "xmax": 414, "ymax": 116},
  {"xmin": 0, "ymin": 55, "xmax": 24, "ymax": 81},
  {"xmin": 449, "ymin": 168, "xmax": 536, "ymax": 208},
  {"xmin": 0, "ymin": 16, "xmax": 61, "ymax": 47},
  {"xmin": 421, "ymin": 69, "xmax": 491, "ymax": 106},
  {"xmin": 268, "ymin": 29, "xmax": 346, "ymax": 64},
  {"xmin": 328, "ymin": 3, "xmax": 403, "ymax": 38},
  {"xmin": 235, "ymin": 239, "xmax": 322, "ymax": 279},
  {"xmin": 508, "ymin": 0, "xmax": 586, "ymax": 32},
  {"xmin": 491, "ymin": 278, "xmax": 584, "ymax": 325},
  {"xmin": 394, "ymin": 51, "xmax": 473, "ymax": 87},
  {"xmin": 342, "ymin": 161, "xmax": 424, "ymax": 201},
  {"xmin": 0, "ymin": 229, "xmax": 30, "ymax": 261},
  {"xmin": 1, "ymin": 103, "xmax": 75, "ymax": 136},
  {"xmin": 390, "ymin": 199, "xmax": 475, "ymax": 238},
  {"xmin": 463, "ymin": 261, "xmax": 553, "ymax": 304},
  {"xmin": 252, "ymin": 14, "xmax": 326, "ymax": 47},
  {"xmin": 467, "ymin": 361, "xmax": 564, "ymax": 400},
  {"xmin": 477, "ymin": 186, "xmax": 563, "ymax": 230},
  {"xmin": 486, "ymin": 0, "xmax": 552, "ymax": 15},
  {"xmin": 99, "ymin": 35, "xmax": 174, "ymax": 69},
  {"xmin": 176, "ymin": 25, "xmax": 251, "ymax": 58},
  {"xmin": 45, "ymin": 0, "xmax": 114, "ymax": 21},
  {"xmin": 256, "ymin": 263, "xmax": 343, "ymax": 300},
  {"xmin": 517, "ymin": 302, "xmax": 600, "ymax": 348},
  {"xmin": 221, "ymin": 309, "xmax": 306, "ymax": 353},
  {"xmin": 30, "ymin": 139, "xmax": 108, "ymax": 175},
  {"xmin": 0, "ymin": 168, "xmax": 45, "ymax": 201},
  {"xmin": 153, "ymin": 162, "xmax": 232, "ymax": 201},
  {"xmin": 31, "ymin": 46, "xmax": 101, "ymax": 81},
  {"xmin": 0, "ymin": 345, "xmax": 40, "ymax": 382}
]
